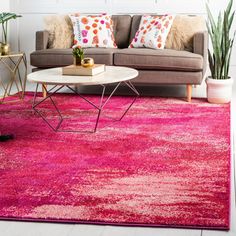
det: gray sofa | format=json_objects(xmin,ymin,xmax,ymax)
[{"xmin": 30, "ymin": 15, "xmax": 208, "ymax": 102}]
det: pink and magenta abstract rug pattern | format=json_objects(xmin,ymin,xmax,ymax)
[{"xmin": 0, "ymin": 94, "xmax": 231, "ymax": 229}]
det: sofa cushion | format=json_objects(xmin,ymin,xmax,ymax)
[
  {"xmin": 129, "ymin": 15, "xmax": 142, "ymax": 44},
  {"xmin": 31, "ymin": 48, "xmax": 119, "ymax": 68},
  {"xmin": 112, "ymin": 15, "xmax": 132, "ymax": 48},
  {"xmin": 132, "ymin": 70, "xmax": 203, "ymax": 84},
  {"xmin": 85, "ymin": 48, "xmax": 119, "ymax": 65},
  {"xmin": 114, "ymin": 48, "xmax": 203, "ymax": 72}
]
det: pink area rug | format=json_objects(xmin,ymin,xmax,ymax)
[{"xmin": 0, "ymin": 93, "xmax": 231, "ymax": 229}]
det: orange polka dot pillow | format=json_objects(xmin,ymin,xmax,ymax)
[
  {"xmin": 129, "ymin": 15, "xmax": 175, "ymax": 49},
  {"xmin": 69, "ymin": 14, "xmax": 117, "ymax": 48}
]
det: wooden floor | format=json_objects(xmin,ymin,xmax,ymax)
[{"xmin": 0, "ymin": 81, "xmax": 235, "ymax": 236}]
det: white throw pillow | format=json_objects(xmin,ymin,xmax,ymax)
[
  {"xmin": 69, "ymin": 14, "xmax": 117, "ymax": 48},
  {"xmin": 129, "ymin": 15, "xmax": 175, "ymax": 49}
]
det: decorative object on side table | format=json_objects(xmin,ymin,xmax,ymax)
[
  {"xmin": 72, "ymin": 45, "xmax": 84, "ymax": 65},
  {"xmin": 205, "ymin": 0, "xmax": 235, "ymax": 104},
  {"xmin": 0, "ymin": 12, "xmax": 22, "ymax": 55}
]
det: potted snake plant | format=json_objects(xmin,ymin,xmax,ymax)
[
  {"xmin": 0, "ymin": 12, "xmax": 21, "ymax": 55},
  {"xmin": 206, "ymin": 0, "xmax": 235, "ymax": 103}
]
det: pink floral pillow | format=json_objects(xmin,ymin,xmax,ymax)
[
  {"xmin": 69, "ymin": 14, "xmax": 117, "ymax": 48},
  {"xmin": 129, "ymin": 15, "xmax": 175, "ymax": 49}
]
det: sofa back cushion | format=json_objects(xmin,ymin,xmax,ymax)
[
  {"xmin": 129, "ymin": 15, "xmax": 143, "ymax": 45},
  {"xmin": 112, "ymin": 15, "xmax": 132, "ymax": 48}
]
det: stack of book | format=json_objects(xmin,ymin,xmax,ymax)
[{"xmin": 62, "ymin": 64, "xmax": 105, "ymax": 76}]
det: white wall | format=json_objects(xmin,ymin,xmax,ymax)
[
  {"xmin": 8, "ymin": 0, "xmax": 236, "ymax": 71},
  {"xmin": 0, "ymin": 0, "xmax": 10, "ymax": 43},
  {"xmin": 0, "ymin": 0, "xmax": 10, "ymax": 11}
]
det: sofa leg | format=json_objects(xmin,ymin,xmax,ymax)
[
  {"xmin": 186, "ymin": 85, "xmax": 192, "ymax": 102},
  {"xmin": 42, "ymin": 83, "xmax": 47, "ymax": 98}
]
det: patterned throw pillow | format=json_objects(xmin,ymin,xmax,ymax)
[
  {"xmin": 129, "ymin": 15, "xmax": 175, "ymax": 49},
  {"xmin": 69, "ymin": 14, "xmax": 117, "ymax": 48}
]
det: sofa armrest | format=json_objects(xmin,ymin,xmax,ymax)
[
  {"xmin": 36, "ymin": 31, "xmax": 49, "ymax": 50},
  {"xmin": 193, "ymin": 31, "xmax": 208, "ymax": 76}
]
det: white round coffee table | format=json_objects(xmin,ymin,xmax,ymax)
[{"xmin": 28, "ymin": 66, "xmax": 139, "ymax": 132}]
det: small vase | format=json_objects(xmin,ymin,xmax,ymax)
[
  {"xmin": 1, "ymin": 43, "xmax": 10, "ymax": 55},
  {"xmin": 74, "ymin": 57, "xmax": 81, "ymax": 66}
]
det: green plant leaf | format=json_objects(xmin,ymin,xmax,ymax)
[
  {"xmin": 0, "ymin": 12, "xmax": 22, "ymax": 44},
  {"xmin": 208, "ymin": 49, "xmax": 215, "ymax": 78},
  {"xmin": 206, "ymin": 0, "xmax": 235, "ymax": 79},
  {"xmin": 0, "ymin": 12, "xmax": 21, "ymax": 23},
  {"xmin": 225, "ymin": 0, "xmax": 233, "ymax": 16},
  {"xmin": 228, "ymin": 11, "xmax": 235, "ymax": 30},
  {"xmin": 206, "ymin": 3, "xmax": 216, "ymax": 33}
]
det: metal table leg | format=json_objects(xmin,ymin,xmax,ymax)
[
  {"xmin": 32, "ymin": 84, "xmax": 65, "ymax": 132},
  {"xmin": 0, "ymin": 53, "xmax": 27, "ymax": 103},
  {"xmin": 32, "ymin": 81, "xmax": 139, "ymax": 133}
]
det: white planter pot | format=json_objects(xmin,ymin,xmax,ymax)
[{"xmin": 206, "ymin": 77, "xmax": 233, "ymax": 104}]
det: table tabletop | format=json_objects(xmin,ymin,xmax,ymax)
[
  {"xmin": 0, "ymin": 52, "xmax": 25, "ymax": 58},
  {"xmin": 27, "ymin": 66, "xmax": 139, "ymax": 86}
]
